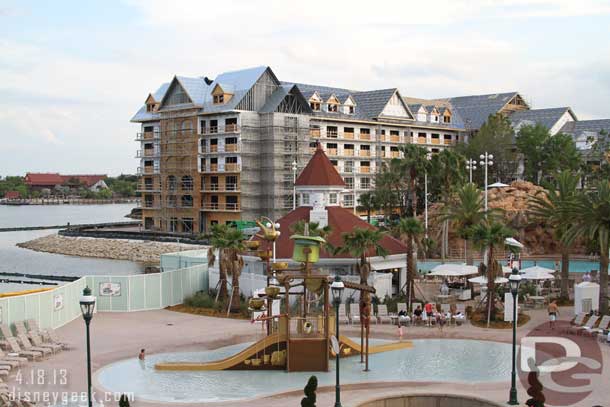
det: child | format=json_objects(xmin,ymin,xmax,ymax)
[{"xmin": 138, "ymin": 348, "xmax": 146, "ymax": 360}]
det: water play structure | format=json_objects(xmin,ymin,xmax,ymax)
[{"xmin": 155, "ymin": 220, "xmax": 411, "ymax": 372}]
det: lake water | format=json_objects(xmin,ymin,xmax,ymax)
[{"xmin": 0, "ymin": 204, "xmax": 142, "ymax": 293}]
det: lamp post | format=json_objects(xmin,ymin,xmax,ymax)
[
  {"xmin": 80, "ymin": 286, "xmax": 96, "ymax": 407},
  {"xmin": 331, "ymin": 275, "xmax": 345, "ymax": 407},
  {"xmin": 479, "ymin": 152, "xmax": 493, "ymax": 212},
  {"xmin": 424, "ymin": 152, "xmax": 432, "ymax": 238},
  {"xmin": 508, "ymin": 268, "xmax": 522, "ymax": 405},
  {"xmin": 292, "ymin": 160, "xmax": 298, "ymax": 210},
  {"xmin": 466, "ymin": 158, "xmax": 477, "ymax": 183}
]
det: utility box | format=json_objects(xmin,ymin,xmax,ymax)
[{"xmin": 574, "ymin": 282, "xmax": 599, "ymax": 315}]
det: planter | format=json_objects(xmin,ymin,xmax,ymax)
[
  {"xmin": 271, "ymin": 262, "xmax": 288, "ymax": 271},
  {"xmin": 263, "ymin": 354, "xmax": 271, "ymax": 364},
  {"xmin": 249, "ymin": 298, "xmax": 265, "ymax": 310},
  {"xmin": 245, "ymin": 241, "xmax": 260, "ymax": 250},
  {"xmin": 257, "ymin": 250, "xmax": 272, "ymax": 260},
  {"xmin": 251, "ymin": 358, "xmax": 262, "ymax": 366},
  {"xmin": 305, "ymin": 278, "xmax": 323, "ymax": 294},
  {"xmin": 265, "ymin": 286, "xmax": 280, "ymax": 298},
  {"xmin": 244, "ymin": 359, "xmax": 251, "ymax": 365}
]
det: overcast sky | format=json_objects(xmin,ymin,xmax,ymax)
[{"xmin": 2, "ymin": 0, "xmax": 610, "ymax": 176}]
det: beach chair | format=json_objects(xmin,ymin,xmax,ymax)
[
  {"xmin": 30, "ymin": 332, "xmax": 62, "ymax": 354},
  {"xmin": 337, "ymin": 304, "xmax": 350, "ymax": 325},
  {"xmin": 13, "ymin": 321, "xmax": 28, "ymax": 336},
  {"xmin": 376, "ymin": 304, "xmax": 393, "ymax": 324},
  {"xmin": 0, "ymin": 324, "xmax": 14, "ymax": 348},
  {"xmin": 5, "ymin": 338, "xmax": 42, "ymax": 361},
  {"xmin": 0, "ymin": 349, "xmax": 27, "ymax": 365},
  {"xmin": 570, "ymin": 313, "xmax": 587, "ymax": 326},
  {"xmin": 582, "ymin": 315, "xmax": 610, "ymax": 337},
  {"xmin": 568, "ymin": 315, "xmax": 599, "ymax": 335},
  {"xmin": 26, "ymin": 319, "xmax": 41, "ymax": 334},
  {"xmin": 17, "ymin": 334, "xmax": 52, "ymax": 357},
  {"xmin": 42, "ymin": 328, "xmax": 70, "ymax": 350},
  {"xmin": 350, "ymin": 303, "xmax": 361, "ymax": 325}
]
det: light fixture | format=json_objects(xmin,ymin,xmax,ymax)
[
  {"xmin": 331, "ymin": 275, "xmax": 345, "ymax": 304},
  {"xmin": 80, "ymin": 286, "xmax": 96, "ymax": 322},
  {"xmin": 509, "ymin": 267, "xmax": 521, "ymax": 296}
]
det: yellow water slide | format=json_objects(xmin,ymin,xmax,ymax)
[
  {"xmin": 337, "ymin": 335, "xmax": 412, "ymax": 356},
  {"xmin": 155, "ymin": 333, "xmax": 287, "ymax": 371}
]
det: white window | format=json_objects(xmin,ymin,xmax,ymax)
[
  {"xmin": 343, "ymin": 194, "xmax": 354, "ymax": 207},
  {"xmin": 344, "ymin": 161, "xmax": 354, "ymax": 173},
  {"xmin": 302, "ymin": 194, "xmax": 310, "ymax": 205},
  {"xmin": 329, "ymin": 193, "xmax": 338, "ymax": 205},
  {"xmin": 360, "ymin": 178, "xmax": 371, "ymax": 190}
]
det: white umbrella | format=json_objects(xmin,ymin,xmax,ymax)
[
  {"xmin": 505, "ymin": 237, "xmax": 524, "ymax": 249},
  {"xmin": 521, "ymin": 270, "xmax": 555, "ymax": 280},
  {"xmin": 521, "ymin": 265, "xmax": 556, "ymax": 274},
  {"xmin": 489, "ymin": 182, "xmax": 510, "ymax": 188},
  {"xmin": 429, "ymin": 264, "xmax": 478, "ymax": 277},
  {"xmin": 502, "ymin": 266, "xmax": 515, "ymax": 274},
  {"xmin": 468, "ymin": 276, "xmax": 509, "ymax": 284}
]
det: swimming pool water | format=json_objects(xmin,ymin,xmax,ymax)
[
  {"xmin": 419, "ymin": 260, "xmax": 598, "ymax": 273},
  {"xmin": 95, "ymin": 339, "xmax": 513, "ymax": 403}
]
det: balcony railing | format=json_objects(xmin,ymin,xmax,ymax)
[
  {"xmin": 210, "ymin": 145, "xmax": 218, "ymax": 152},
  {"xmin": 359, "ymin": 150, "xmax": 371, "ymax": 157},
  {"xmin": 201, "ymin": 202, "xmax": 241, "ymax": 211},
  {"xmin": 202, "ymin": 183, "xmax": 240, "ymax": 192},
  {"xmin": 327, "ymin": 148, "xmax": 338, "ymax": 156},
  {"xmin": 360, "ymin": 166, "xmax": 370, "ymax": 174},
  {"xmin": 137, "ymin": 183, "xmax": 162, "ymax": 192},
  {"xmin": 202, "ymin": 164, "xmax": 241, "ymax": 173},
  {"xmin": 443, "ymin": 139, "xmax": 454, "ymax": 145},
  {"xmin": 142, "ymin": 201, "xmax": 161, "ymax": 209},
  {"xmin": 343, "ymin": 132, "xmax": 354, "ymax": 140},
  {"xmin": 137, "ymin": 166, "xmax": 160, "ymax": 175},
  {"xmin": 431, "ymin": 138, "xmax": 440, "ymax": 145},
  {"xmin": 418, "ymin": 137, "xmax": 427, "ymax": 144},
  {"xmin": 390, "ymin": 135, "xmax": 400, "ymax": 143},
  {"xmin": 136, "ymin": 149, "xmax": 160, "ymax": 158},
  {"xmin": 326, "ymin": 130, "xmax": 338, "ymax": 138},
  {"xmin": 359, "ymin": 133, "xmax": 371, "ymax": 141},
  {"xmin": 309, "ymin": 128, "xmax": 321, "ymax": 138},
  {"xmin": 343, "ymin": 149, "xmax": 354, "ymax": 156},
  {"xmin": 225, "ymin": 143, "xmax": 239, "ymax": 152},
  {"xmin": 135, "ymin": 131, "xmax": 160, "ymax": 141},
  {"xmin": 225, "ymin": 163, "xmax": 240, "ymax": 172},
  {"xmin": 200, "ymin": 124, "xmax": 240, "ymax": 135}
]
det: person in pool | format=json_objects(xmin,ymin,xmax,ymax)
[{"xmin": 139, "ymin": 349, "xmax": 146, "ymax": 360}]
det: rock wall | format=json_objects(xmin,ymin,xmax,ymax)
[
  {"xmin": 428, "ymin": 180, "xmax": 586, "ymax": 256},
  {"xmin": 17, "ymin": 234, "xmax": 207, "ymax": 263}
]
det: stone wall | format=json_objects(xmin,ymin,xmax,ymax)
[{"xmin": 357, "ymin": 394, "xmax": 504, "ymax": 407}]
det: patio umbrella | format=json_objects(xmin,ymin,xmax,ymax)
[
  {"xmin": 521, "ymin": 270, "xmax": 555, "ymax": 280},
  {"xmin": 429, "ymin": 264, "xmax": 479, "ymax": 277},
  {"xmin": 489, "ymin": 182, "xmax": 510, "ymax": 188},
  {"xmin": 468, "ymin": 276, "xmax": 509, "ymax": 284},
  {"xmin": 521, "ymin": 265, "xmax": 556, "ymax": 274},
  {"xmin": 505, "ymin": 237, "xmax": 524, "ymax": 249}
]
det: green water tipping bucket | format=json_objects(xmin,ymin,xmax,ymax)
[{"xmin": 289, "ymin": 235, "xmax": 326, "ymax": 263}]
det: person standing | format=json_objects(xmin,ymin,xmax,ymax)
[
  {"xmin": 139, "ymin": 348, "xmax": 146, "ymax": 360},
  {"xmin": 547, "ymin": 301, "xmax": 559, "ymax": 329}
]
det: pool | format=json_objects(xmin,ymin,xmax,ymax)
[
  {"xmin": 95, "ymin": 339, "xmax": 513, "ymax": 403},
  {"xmin": 419, "ymin": 259, "xmax": 599, "ymax": 273}
]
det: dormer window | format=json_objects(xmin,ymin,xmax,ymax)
[
  {"xmin": 443, "ymin": 115, "xmax": 451, "ymax": 123},
  {"xmin": 212, "ymin": 83, "xmax": 233, "ymax": 105},
  {"xmin": 145, "ymin": 93, "xmax": 157, "ymax": 112},
  {"xmin": 348, "ymin": 105, "xmax": 355, "ymax": 114},
  {"xmin": 309, "ymin": 92, "xmax": 322, "ymax": 112},
  {"xmin": 310, "ymin": 101, "xmax": 321, "ymax": 111},
  {"xmin": 328, "ymin": 103, "xmax": 338, "ymax": 112},
  {"xmin": 326, "ymin": 95, "xmax": 340, "ymax": 113},
  {"xmin": 342, "ymin": 95, "xmax": 356, "ymax": 114},
  {"xmin": 146, "ymin": 103, "xmax": 155, "ymax": 112}
]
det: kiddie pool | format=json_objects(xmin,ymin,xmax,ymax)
[{"xmin": 95, "ymin": 339, "xmax": 513, "ymax": 403}]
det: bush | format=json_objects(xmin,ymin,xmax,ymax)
[{"xmin": 184, "ymin": 292, "xmax": 216, "ymax": 309}]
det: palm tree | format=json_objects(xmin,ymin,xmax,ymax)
[
  {"xmin": 394, "ymin": 217, "xmax": 424, "ymax": 309},
  {"xmin": 529, "ymin": 171, "xmax": 579, "ymax": 301},
  {"xmin": 340, "ymin": 227, "xmax": 388, "ymax": 369},
  {"xmin": 564, "ymin": 180, "xmax": 610, "ymax": 314},
  {"xmin": 430, "ymin": 149, "xmax": 466, "ymax": 260},
  {"xmin": 399, "ymin": 144, "xmax": 430, "ymax": 217},
  {"xmin": 442, "ymin": 183, "xmax": 487, "ymax": 265},
  {"xmin": 470, "ymin": 221, "xmax": 514, "ymax": 325},
  {"xmin": 207, "ymin": 224, "xmax": 246, "ymax": 312},
  {"xmin": 357, "ymin": 192, "xmax": 379, "ymax": 224}
]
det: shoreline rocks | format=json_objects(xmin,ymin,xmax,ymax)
[{"xmin": 17, "ymin": 234, "xmax": 207, "ymax": 263}]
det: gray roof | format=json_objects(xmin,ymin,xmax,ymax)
[
  {"xmin": 560, "ymin": 119, "xmax": 610, "ymax": 135},
  {"xmin": 259, "ymin": 84, "xmax": 311, "ymax": 114},
  {"xmin": 446, "ymin": 92, "xmax": 520, "ymax": 129},
  {"xmin": 509, "ymin": 107, "xmax": 575, "ymax": 132},
  {"xmin": 408, "ymin": 104, "xmax": 427, "ymax": 114},
  {"xmin": 130, "ymin": 82, "xmax": 170, "ymax": 122}
]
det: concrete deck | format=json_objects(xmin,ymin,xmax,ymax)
[{"xmin": 8, "ymin": 307, "xmax": 609, "ymax": 407}]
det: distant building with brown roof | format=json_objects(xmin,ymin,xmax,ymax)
[{"xmin": 24, "ymin": 173, "xmax": 108, "ymax": 191}]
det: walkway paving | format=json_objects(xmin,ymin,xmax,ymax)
[{"xmin": 7, "ymin": 306, "xmax": 609, "ymax": 407}]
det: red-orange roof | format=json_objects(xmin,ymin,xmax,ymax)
[
  {"xmin": 295, "ymin": 143, "xmax": 346, "ymax": 187},
  {"xmin": 3, "ymin": 191, "xmax": 20, "ymax": 199},
  {"xmin": 24, "ymin": 173, "xmax": 63, "ymax": 186},
  {"xmin": 24, "ymin": 173, "xmax": 106, "ymax": 187},
  {"xmin": 254, "ymin": 206, "xmax": 407, "ymax": 259}
]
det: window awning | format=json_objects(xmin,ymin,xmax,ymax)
[{"xmin": 371, "ymin": 260, "xmax": 405, "ymax": 271}]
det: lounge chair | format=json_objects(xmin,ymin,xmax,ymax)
[
  {"xmin": 582, "ymin": 315, "xmax": 610, "ymax": 337},
  {"xmin": 30, "ymin": 332, "xmax": 62, "ymax": 354},
  {"xmin": 337, "ymin": 304, "xmax": 350, "ymax": 325},
  {"xmin": 570, "ymin": 313, "xmax": 587, "ymax": 326},
  {"xmin": 13, "ymin": 321, "xmax": 29, "ymax": 337},
  {"xmin": 26, "ymin": 319, "xmax": 41, "ymax": 334},
  {"xmin": 376, "ymin": 304, "xmax": 394, "ymax": 324},
  {"xmin": 350, "ymin": 303, "xmax": 361, "ymax": 325},
  {"xmin": 0, "ymin": 324, "xmax": 14, "ymax": 349},
  {"xmin": 5, "ymin": 338, "xmax": 42, "ymax": 361},
  {"xmin": 568, "ymin": 315, "xmax": 599, "ymax": 335},
  {"xmin": 0, "ymin": 349, "xmax": 27, "ymax": 364},
  {"xmin": 16, "ymin": 334, "xmax": 52, "ymax": 357},
  {"xmin": 454, "ymin": 304, "xmax": 467, "ymax": 325},
  {"xmin": 42, "ymin": 328, "xmax": 71, "ymax": 350}
]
